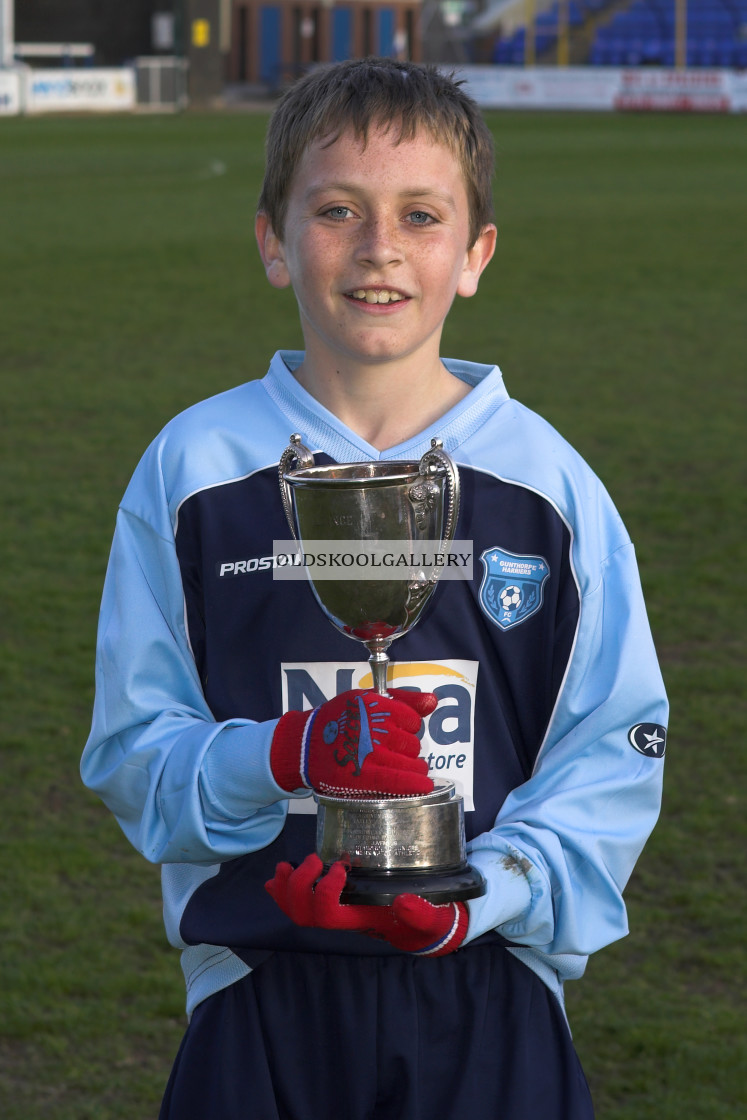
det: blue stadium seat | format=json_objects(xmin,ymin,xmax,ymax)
[
  {"xmin": 492, "ymin": 0, "xmax": 741, "ymax": 67},
  {"xmin": 586, "ymin": 0, "xmax": 741, "ymax": 65},
  {"xmin": 641, "ymin": 36, "xmax": 665, "ymax": 61}
]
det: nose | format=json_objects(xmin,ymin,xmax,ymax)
[{"xmin": 355, "ymin": 216, "xmax": 404, "ymax": 269}]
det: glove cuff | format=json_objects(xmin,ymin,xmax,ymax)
[
  {"xmin": 270, "ymin": 710, "xmax": 314, "ymax": 792},
  {"xmin": 413, "ymin": 902, "xmax": 469, "ymax": 957}
]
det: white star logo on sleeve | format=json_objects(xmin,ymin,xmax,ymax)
[{"xmin": 628, "ymin": 723, "xmax": 667, "ymax": 758}]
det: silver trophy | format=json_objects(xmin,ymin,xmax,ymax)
[{"xmin": 278, "ymin": 434, "xmax": 486, "ymax": 905}]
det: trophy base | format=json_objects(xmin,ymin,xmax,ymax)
[
  {"xmin": 338, "ymin": 862, "xmax": 487, "ymax": 907},
  {"xmin": 315, "ymin": 781, "xmax": 486, "ymax": 906}
]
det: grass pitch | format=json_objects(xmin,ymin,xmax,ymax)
[{"xmin": 0, "ymin": 107, "xmax": 744, "ymax": 1118}]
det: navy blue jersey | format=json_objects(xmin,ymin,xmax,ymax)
[{"xmin": 82, "ymin": 352, "xmax": 667, "ymax": 1015}]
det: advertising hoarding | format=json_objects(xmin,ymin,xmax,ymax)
[{"xmin": 25, "ymin": 68, "xmax": 135, "ymax": 113}]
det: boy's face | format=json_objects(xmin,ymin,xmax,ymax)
[{"xmin": 256, "ymin": 126, "xmax": 495, "ymax": 377}]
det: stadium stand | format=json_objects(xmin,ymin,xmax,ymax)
[{"xmin": 490, "ymin": 0, "xmax": 747, "ymax": 65}]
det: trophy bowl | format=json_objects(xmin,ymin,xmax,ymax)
[{"xmin": 278, "ymin": 434, "xmax": 486, "ymax": 905}]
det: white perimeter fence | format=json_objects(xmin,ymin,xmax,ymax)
[
  {"xmin": 456, "ymin": 64, "xmax": 747, "ymax": 111},
  {"xmin": 2, "ymin": 62, "xmax": 747, "ymax": 116},
  {"xmin": 0, "ymin": 57, "xmax": 187, "ymax": 115}
]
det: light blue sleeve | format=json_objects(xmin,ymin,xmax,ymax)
[
  {"xmin": 80, "ymin": 500, "xmax": 305, "ymax": 866},
  {"xmin": 465, "ymin": 541, "xmax": 668, "ymax": 960}
]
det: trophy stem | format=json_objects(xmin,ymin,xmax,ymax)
[{"xmin": 367, "ymin": 643, "xmax": 391, "ymax": 696}]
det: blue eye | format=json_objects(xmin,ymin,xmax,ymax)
[
  {"xmin": 408, "ymin": 211, "xmax": 435, "ymax": 226},
  {"xmin": 325, "ymin": 206, "xmax": 352, "ymax": 220}
]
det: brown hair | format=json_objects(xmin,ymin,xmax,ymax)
[{"xmin": 258, "ymin": 58, "xmax": 495, "ymax": 247}]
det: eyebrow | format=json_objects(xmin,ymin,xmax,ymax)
[{"xmin": 304, "ymin": 183, "xmax": 458, "ymax": 211}]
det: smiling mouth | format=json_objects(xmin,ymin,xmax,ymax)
[{"xmin": 347, "ymin": 289, "xmax": 407, "ymax": 305}]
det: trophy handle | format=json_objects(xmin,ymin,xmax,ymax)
[
  {"xmin": 278, "ymin": 433, "xmax": 314, "ymax": 538},
  {"xmin": 417, "ymin": 437, "xmax": 461, "ymax": 550}
]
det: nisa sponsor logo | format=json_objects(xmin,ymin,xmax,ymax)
[{"xmin": 282, "ymin": 660, "xmax": 479, "ymax": 813}]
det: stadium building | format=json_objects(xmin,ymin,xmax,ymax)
[
  {"xmin": 11, "ymin": 0, "xmax": 426, "ymax": 101},
  {"xmin": 9, "ymin": 0, "xmax": 747, "ymax": 109},
  {"xmin": 227, "ymin": 0, "xmax": 422, "ymax": 86}
]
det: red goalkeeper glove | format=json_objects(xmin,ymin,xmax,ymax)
[
  {"xmin": 270, "ymin": 689, "xmax": 437, "ymax": 799},
  {"xmin": 265, "ymin": 854, "xmax": 469, "ymax": 957}
]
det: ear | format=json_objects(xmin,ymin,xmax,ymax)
[
  {"xmin": 456, "ymin": 224, "xmax": 497, "ymax": 299},
  {"xmin": 255, "ymin": 211, "xmax": 291, "ymax": 290}
]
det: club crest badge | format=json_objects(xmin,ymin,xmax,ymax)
[{"xmin": 479, "ymin": 547, "xmax": 551, "ymax": 632}]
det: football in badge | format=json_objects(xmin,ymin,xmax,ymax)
[
  {"xmin": 479, "ymin": 547, "xmax": 551, "ymax": 631},
  {"xmin": 499, "ymin": 585, "xmax": 522, "ymax": 612}
]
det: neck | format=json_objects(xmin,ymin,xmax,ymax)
[{"xmin": 293, "ymin": 354, "xmax": 471, "ymax": 452}]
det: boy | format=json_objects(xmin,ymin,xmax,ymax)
[{"xmin": 82, "ymin": 59, "xmax": 667, "ymax": 1118}]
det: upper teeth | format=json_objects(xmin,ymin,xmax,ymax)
[{"xmin": 351, "ymin": 290, "xmax": 404, "ymax": 304}]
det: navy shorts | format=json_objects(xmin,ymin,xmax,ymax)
[{"xmin": 160, "ymin": 944, "xmax": 594, "ymax": 1120}]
